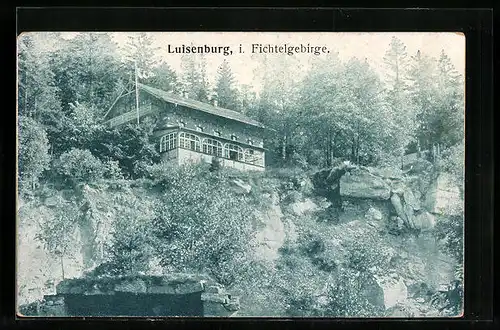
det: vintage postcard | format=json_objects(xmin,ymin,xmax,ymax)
[{"xmin": 17, "ymin": 32, "xmax": 465, "ymax": 317}]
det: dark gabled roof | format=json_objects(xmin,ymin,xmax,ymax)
[{"xmin": 137, "ymin": 83, "xmax": 265, "ymax": 128}]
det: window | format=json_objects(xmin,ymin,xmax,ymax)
[
  {"xmin": 179, "ymin": 132, "xmax": 201, "ymax": 151},
  {"xmin": 224, "ymin": 143, "xmax": 244, "ymax": 162},
  {"xmin": 160, "ymin": 132, "xmax": 177, "ymax": 152},
  {"xmin": 196, "ymin": 125, "xmax": 204, "ymax": 132},
  {"xmin": 247, "ymin": 139, "xmax": 254, "ymax": 146},
  {"xmin": 213, "ymin": 130, "xmax": 221, "ymax": 137},
  {"xmin": 231, "ymin": 134, "xmax": 238, "ymax": 141},
  {"xmin": 202, "ymin": 138, "xmax": 223, "ymax": 157}
]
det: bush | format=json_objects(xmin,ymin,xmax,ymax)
[
  {"xmin": 55, "ymin": 148, "xmax": 104, "ymax": 184},
  {"xmin": 18, "ymin": 116, "xmax": 51, "ymax": 193},
  {"xmin": 103, "ymin": 159, "xmax": 123, "ymax": 179},
  {"xmin": 325, "ymin": 268, "xmax": 385, "ymax": 317},
  {"xmin": 434, "ymin": 215, "xmax": 463, "ymax": 263},
  {"xmin": 151, "ymin": 164, "xmax": 255, "ymax": 286},
  {"xmin": 105, "ymin": 211, "xmax": 155, "ymax": 276},
  {"xmin": 437, "ymin": 141, "xmax": 464, "ymax": 194}
]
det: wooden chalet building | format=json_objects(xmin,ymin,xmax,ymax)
[{"xmin": 104, "ymin": 82, "xmax": 265, "ymax": 171}]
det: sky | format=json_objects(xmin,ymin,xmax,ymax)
[{"xmin": 63, "ymin": 32, "xmax": 465, "ymax": 93}]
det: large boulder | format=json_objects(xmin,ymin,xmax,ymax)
[
  {"xmin": 231, "ymin": 179, "xmax": 252, "ymax": 194},
  {"xmin": 365, "ymin": 207, "xmax": 383, "ymax": 221},
  {"xmin": 373, "ymin": 274, "xmax": 408, "ymax": 309},
  {"xmin": 290, "ymin": 198, "xmax": 318, "ymax": 216},
  {"xmin": 312, "ymin": 162, "xmax": 355, "ymax": 199},
  {"xmin": 403, "ymin": 188, "xmax": 421, "ymax": 211},
  {"xmin": 340, "ymin": 168, "xmax": 391, "ymax": 200},
  {"xmin": 413, "ymin": 211, "xmax": 436, "ymax": 231},
  {"xmin": 367, "ymin": 166, "xmax": 403, "ymax": 180},
  {"xmin": 424, "ymin": 173, "xmax": 463, "ymax": 216},
  {"xmin": 390, "ymin": 194, "xmax": 405, "ymax": 221}
]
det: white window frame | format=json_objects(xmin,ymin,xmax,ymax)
[
  {"xmin": 202, "ymin": 138, "xmax": 223, "ymax": 157},
  {"xmin": 179, "ymin": 132, "xmax": 201, "ymax": 151},
  {"xmin": 160, "ymin": 132, "xmax": 178, "ymax": 152},
  {"xmin": 224, "ymin": 143, "xmax": 244, "ymax": 162}
]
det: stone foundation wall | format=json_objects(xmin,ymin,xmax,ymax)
[{"xmin": 27, "ymin": 274, "xmax": 240, "ymax": 317}]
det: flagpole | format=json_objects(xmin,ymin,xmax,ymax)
[{"xmin": 135, "ymin": 60, "xmax": 140, "ymax": 126}]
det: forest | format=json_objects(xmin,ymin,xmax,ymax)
[{"xmin": 17, "ymin": 32, "xmax": 465, "ymax": 317}]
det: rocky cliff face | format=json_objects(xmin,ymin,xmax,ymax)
[
  {"xmin": 18, "ymin": 160, "xmax": 463, "ymax": 317},
  {"xmin": 246, "ymin": 160, "xmax": 462, "ymax": 316}
]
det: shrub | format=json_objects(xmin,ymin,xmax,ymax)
[
  {"xmin": 151, "ymin": 164, "xmax": 255, "ymax": 286},
  {"xmin": 434, "ymin": 215, "xmax": 463, "ymax": 263},
  {"xmin": 325, "ymin": 268, "xmax": 385, "ymax": 317},
  {"xmin": 437, "ymin": 141, "xmax": 465, "ymax": 195},
  {"xmin": 103, "ymin": 159, "xmax": 123, "ymax": 179},
  {"xmin": 18, "ymin": 116, "xmax": 50, "ymax": 193},
  {"xmin": 55, "ymin": 148, "xmax": 104, "ymax": 185}
]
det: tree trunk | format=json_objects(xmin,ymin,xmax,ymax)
[
  {"xmin": 282, "ymin": 134, "xmax": 287, "ymax": 160},
  {"xmin": 24, "ymin": 87, "xmax": 28, "ymax": 116},
  {"xmin": 351, "ymin": 139, "xmax": 356, "ymax": 163},
  {"xmin": 60, "ymin": 254, "xmax": 65, "ymax": 280}
]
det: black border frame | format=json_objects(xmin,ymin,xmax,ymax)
[{"xmin": 1, "ymin": 6, "xmax": 494, "ymax": 330}]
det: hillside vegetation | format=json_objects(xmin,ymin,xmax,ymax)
[
  {"xmin": 18, "ymin": 32, "xmax": 464, "ymax": 317},
  {"xmin": 19, "ymin": 156, "xmax": 464, "ymax": 317}
]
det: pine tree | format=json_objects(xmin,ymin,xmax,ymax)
[
  {"xmin": 17, "ymin": 33, "xmax": 62, "ymax": 120},
  {"xmin": 215, "ymin": 60, "xmax": 239, "ymax": 110},
  {"xmin": 51, "ymin": 32, "xmax": 123, "ymax": 115},
  {"xmin": 382, "ymin": 37, "xmax": 417, "ymax": 163},
  {"xmin": 435, "ymin": 50, "xmax": 464, "ymax": 147},
  {"xmin": 179, "ymin": 50, "xmax": 210, "ymax": 102},
  {"xmin": 123, "ymin": 32, "xmax": 160, "ymax": 79},
  {"xmin": 146, "ymin": 62, "xmax": 178, "ymax": 93}
]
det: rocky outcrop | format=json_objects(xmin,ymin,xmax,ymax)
[
  {"xmin": 290, "ymin": 198, "xmax": 319, "ymax": 216},
  {"xmin": 413, "ymin": 212, "xmax": 436, "ymax": 231},
  {"xmin": 340, "ymin": 168, "xmax": 391, "ymax": 200},
  {"xmin": 253, "ymin": 192, "xmax": 285, "ymax": 263},
  {"xmin": 312, "ymin": 162, "xmax": 356, "ymax": 201},
  {"xmin": 373, "ymin": 274, "xmax": 408, "ymax": 309},
  {"xmin": 424, "ymin": 173, "xmax": 463, "ymax": 216}
]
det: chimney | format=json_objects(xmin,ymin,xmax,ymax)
[{"xmin": 213, "ymin": 99, "xmax": 218, "ymax": 107}]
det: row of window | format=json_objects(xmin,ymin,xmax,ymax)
[
  {"xmin": 159, "ymin": 132, "xmax": 263, "ymax": 165},
  {"xmin": 176, "ymin": 120, "xmax": 254, "ymax": 145}
]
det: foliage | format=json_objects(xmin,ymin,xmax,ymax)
[
  {"xmin": 104, "ymin": 194, "xmax": 156, "ymax": 275},
  {"xmin": 18, "ymin": 116, "xmax": 51, "ymax": 193},
  {"xmin": 17, "ymin": 33, "xmax": 62, "ymax": 120},
  {"xmin": 324, "ymin": 268, "xmax": 385, "ymax": 317},
  {"xmin": 93, "ymin": 124, "xmax": 160, "ymax": 179},
  {"xmin": 35, "ymin": 198, "xmax": 80, "ymax": 256},
  {"xmin": 123, "ymin": 32, "xmax": 160, "ymax": 79},
  {"xmin": 151, "ymin": 164, "xmax": 255, "ymax": 286},
  {"xmin": 145, "ymin": 62, "xmax": 178, "ymax": 93},
  {"xmin": 437, "ymin": 141, "xmax": 465, "ymax": 191},
  {"xmin": 179, "ymin": 51, "xmax": 210, "ymax": 102},
  {"xmin": 50, "ymin": 32, "xmax": 124, "ymax": 116},
  {"xmin": 434, "ymin": 215, "xmax": 463, "ymax": 263},
  {"xmin": 215, "ymin": 59, "xmax": 240, "ymax": 110},
  {"xmin": 54, "ymin": 148, "xmax": 104, "ymax": 184}
]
